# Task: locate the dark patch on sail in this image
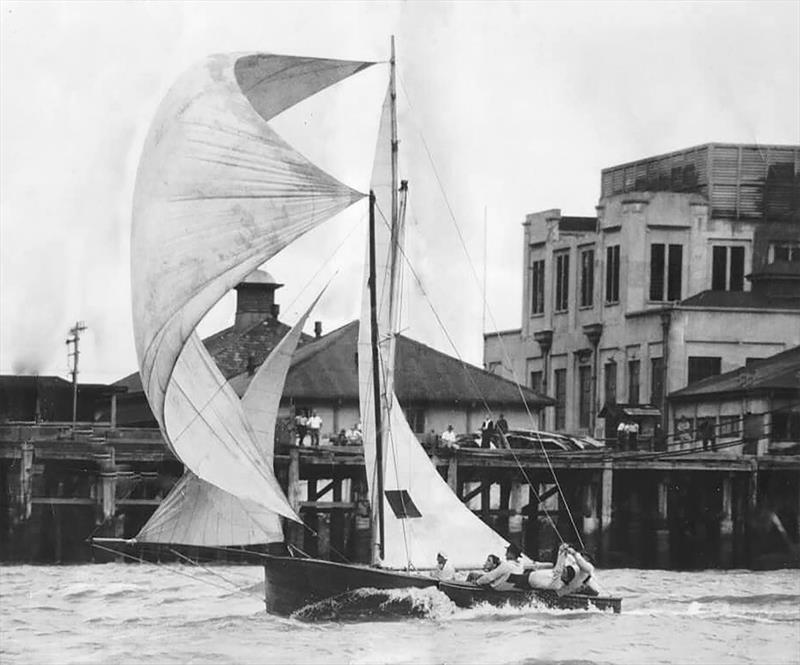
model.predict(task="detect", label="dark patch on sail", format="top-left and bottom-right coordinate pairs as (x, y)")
top-left (384, 490), bottom-right (421, 519)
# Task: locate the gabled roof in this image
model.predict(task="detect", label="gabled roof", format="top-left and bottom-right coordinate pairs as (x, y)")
top-left (115, 317), bottom-right (313, 392)
top-left (669, 345), bottom-right (800, 401)
top-left (679, 290), bottom-right (800, 311)
top-left (230, 320), bottom-right (555, 407)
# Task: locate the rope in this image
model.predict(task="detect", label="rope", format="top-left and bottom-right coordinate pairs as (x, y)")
top-left (395, 72), bottom-right (580, 551)
top-left (89, 542), bottom-right (262, 598)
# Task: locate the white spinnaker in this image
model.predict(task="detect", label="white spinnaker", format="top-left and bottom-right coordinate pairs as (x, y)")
top-left (131, 53), bottom-right (371, 515)
top-left (358, 85), bottom-right (517, 570)
top-left (136, 294), bottom-right (322, 546)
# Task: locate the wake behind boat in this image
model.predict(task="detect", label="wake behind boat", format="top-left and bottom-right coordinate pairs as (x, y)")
top-left (117, 37), bottom-right (625, 618)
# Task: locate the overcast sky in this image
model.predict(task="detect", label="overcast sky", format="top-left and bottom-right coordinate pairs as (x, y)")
top-left (1, 1), bottom-right (798, 384)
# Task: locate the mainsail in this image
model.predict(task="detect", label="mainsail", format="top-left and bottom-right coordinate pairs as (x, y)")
top-left (358, 78), bottom-right (513, 570)
top-left (131, 53), bottom-right (372, 518)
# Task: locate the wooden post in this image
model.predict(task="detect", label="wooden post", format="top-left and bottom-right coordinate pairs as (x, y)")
top-left (746, 459), bottom-right (758, 567)
top-left (582, 475), bottom-right (599, 556)
top-left (628, 486), bottom-right (643, 567)
top-left (306, 479), bottom-right (318, 556)
top-left (352, 479), bottom-right (371, 564)
top-left (508, 482), bottom-right (526, 547)
top-left (331, 478), bottom-right (343, 561)
top-left (447, 454), bottom-right (458, 496)
top-left (720, 473), bottom-right (734, 567)
top-left (600, 461), bottom-right (613, 564)
top-left (655, 475), bottom-right (670, 569)
top-left (19, 442), bottom-right (34, 521)
top-left (110, 394), bottom-right (118, 430)
top-left (287, 448), bottom-right (303, 551)
top-left (317, 512), bottom-right (331, 560)
top-left (499, 480), bottom-right (512, 537)
top-left (100, 466), bottom-right (117, 521)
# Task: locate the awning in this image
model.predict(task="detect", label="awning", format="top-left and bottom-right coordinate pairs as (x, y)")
top-left (598, 403), bottom-right (661, 419)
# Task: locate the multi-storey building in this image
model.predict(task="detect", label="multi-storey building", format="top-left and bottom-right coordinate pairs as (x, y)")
top-left (484, 143), bottom-right (800, 447)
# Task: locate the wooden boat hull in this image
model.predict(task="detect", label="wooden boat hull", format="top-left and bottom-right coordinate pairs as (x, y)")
top-left (263, 555), bottom-right (437, 615)
top-left (438, 580), bottom-right (622, 614)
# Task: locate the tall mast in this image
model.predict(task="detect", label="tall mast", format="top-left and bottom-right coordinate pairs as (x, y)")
top-left (390, 36), bottom-right (398, 230)
top-left (371, 36), bottom-right (399, 564)
top-left (387, 36), bottom-right (401, 343)
top-left (368, 191), bottom-right (385, 562)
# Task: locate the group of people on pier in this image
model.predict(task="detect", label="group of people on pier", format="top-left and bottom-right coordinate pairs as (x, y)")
top-left (433, 542), bottom-right (600, 597)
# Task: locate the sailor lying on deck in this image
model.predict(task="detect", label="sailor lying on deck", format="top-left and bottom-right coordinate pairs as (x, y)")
top-left (523, 543), bottom-right (599, 597)
top-left (468, 544), bottom-right (524, 591)
top-left (555, 545), bottom-right (600, 597)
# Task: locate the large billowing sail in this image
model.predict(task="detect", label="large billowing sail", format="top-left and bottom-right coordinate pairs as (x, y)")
top-left (136, 294), bottom-right (321, 546)
top-left (131, 53), bottom-right (371, 516)
top-left (358, 84), bottom-right (513, 570)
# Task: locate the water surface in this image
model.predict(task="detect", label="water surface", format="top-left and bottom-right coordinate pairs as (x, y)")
top-left (1, 564), bottom-right (798, 664)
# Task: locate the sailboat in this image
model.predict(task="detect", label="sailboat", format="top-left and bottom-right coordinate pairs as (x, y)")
top-left (117, 39), bottom-right (621, 616)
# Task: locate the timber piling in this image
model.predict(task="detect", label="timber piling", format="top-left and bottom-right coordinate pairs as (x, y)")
top-left (1, 423), bottom-right (799, 569)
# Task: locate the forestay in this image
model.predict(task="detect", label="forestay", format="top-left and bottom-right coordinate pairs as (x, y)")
top-left (131, 53), bottom-right (372, 517)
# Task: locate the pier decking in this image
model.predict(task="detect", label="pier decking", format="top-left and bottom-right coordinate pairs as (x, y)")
top-left (1, 423), bottom-right (798, 568)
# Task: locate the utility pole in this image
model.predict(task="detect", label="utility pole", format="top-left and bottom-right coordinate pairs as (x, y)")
top-left (66, 321), bottom-right (87, 429)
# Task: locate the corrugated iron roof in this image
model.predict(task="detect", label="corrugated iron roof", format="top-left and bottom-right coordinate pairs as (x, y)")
top-left (679, 290), bottom-right (800, 310)
top-left (115, 317), bottom-right (312, 392)
top-left (231, 320), bottom-right (555, 407)
top-left (669, 345), bottom-right (800, 400)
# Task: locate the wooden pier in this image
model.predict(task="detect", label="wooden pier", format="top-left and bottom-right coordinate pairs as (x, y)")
top-left (1, 423), bottom-right (798, 568)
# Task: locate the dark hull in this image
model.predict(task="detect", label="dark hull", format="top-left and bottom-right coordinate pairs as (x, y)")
top-left (263, 555), bottom-right (437, 615)
top-left (439, 581), bottom-right (622, 614)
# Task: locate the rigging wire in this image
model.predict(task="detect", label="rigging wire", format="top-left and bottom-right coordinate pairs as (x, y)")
top-left (396, 71), bottom-right (584, 550)
top-left (89, 542), bottom-right (261, 598)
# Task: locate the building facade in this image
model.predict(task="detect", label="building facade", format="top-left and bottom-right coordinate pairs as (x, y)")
top-left (484, 143), bottom-right (800, 446)
top-left (668, 346), bottom-right (800, 456)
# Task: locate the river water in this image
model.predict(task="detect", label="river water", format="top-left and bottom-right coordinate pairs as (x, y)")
top-left (1, 564), bottom-right (798, 664)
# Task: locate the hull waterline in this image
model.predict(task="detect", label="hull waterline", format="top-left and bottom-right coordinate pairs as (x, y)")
top-left (438, 580), bottom-right (622, 614)
top-left (263, 555), bottom-right (437, 615)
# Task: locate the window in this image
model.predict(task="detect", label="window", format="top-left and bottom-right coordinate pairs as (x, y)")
top-left (604, 361), bottom-right (617, 404)
top-left (718, 415), bottom-right (740, 437)
top-left (651, 357), bottom-right (664, 406)
top-left (530, 371), bottom-right (543, 394)
top-left (712, 246), bottom-right (745, 291)
top-left (578, 365), bottom-right (592, 429)
top-left (403, 407), bottom-right (425, 434)
top-left (772, 242), bottom-right (800, 263)
top-left (605, 245), bottom-right (620, 303)
top-left (554, 369), bottom-right (567, 430)
top-left (554, 253), bottom-right (569, 312)
top-left (772, 411), bottom-right (800, 441)
top-left (628, 360), bottom-right (640, 405)
top-left (530, 259), bottom-right (545, 314)
top-left (650, 243), bottom-right (683, 301)
top-left (580, 248), bottom-right (594, 307)
top-left (688, 356), bottom-right (721, 385)
top-left (487, 361), bottom-right (501, 375)
top-left (674, 416), bottom-right (695, 444)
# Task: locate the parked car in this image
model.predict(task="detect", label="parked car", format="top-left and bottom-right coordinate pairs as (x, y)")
top-left (503, 429), bottom-right (606, 452)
